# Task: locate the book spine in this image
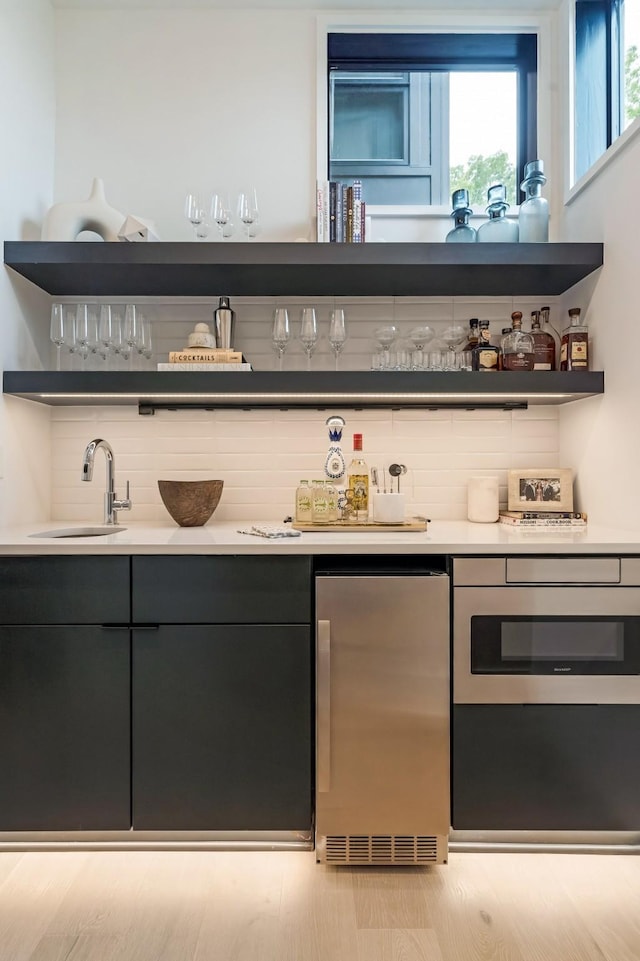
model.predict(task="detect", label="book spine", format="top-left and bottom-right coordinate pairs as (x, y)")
top-left (168, 351), bottom-right (242, 363)
top-left (352, 180), bottom-right (363, 243)
top-left (329, 181), bottom-right (337, 243)
top-left (501, 511), bottom-right (586, 520)
top-left (499, 517), bottom-right (587, 527)
top-left (158, 363), bottom-right (252, 371)
top-left (335, 185), bottom-right (343, 243)
top-left (346, 186), bottom-right (354, 242)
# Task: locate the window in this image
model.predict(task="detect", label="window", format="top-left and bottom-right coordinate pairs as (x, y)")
top-left (574, 0), bottom-right (640, 181)
top-left (328, 33), bottom-right (537, 208)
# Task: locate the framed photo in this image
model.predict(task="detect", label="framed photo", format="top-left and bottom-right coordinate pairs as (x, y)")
top-left (507, 468), bottom-right (574, 512)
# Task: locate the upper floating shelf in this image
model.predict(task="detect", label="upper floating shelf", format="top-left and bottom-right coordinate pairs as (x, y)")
top-left (3, 241), bottom-right (604, 298)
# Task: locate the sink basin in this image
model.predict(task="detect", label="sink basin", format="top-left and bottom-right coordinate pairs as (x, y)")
top-left (29, 526), bottom-right (128, 538)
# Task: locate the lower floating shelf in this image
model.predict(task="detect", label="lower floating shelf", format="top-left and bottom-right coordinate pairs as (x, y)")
top-left (2, 370), bottom-right (604, 411)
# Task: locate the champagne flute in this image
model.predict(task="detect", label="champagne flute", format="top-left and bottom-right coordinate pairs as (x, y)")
top-left (272, 307), bottom-right (291, 371)
top-left (75, 303), bottom-right (98, 370)
top-left (237, 188), bottom-right (259, 239)
top-left (123, 304), bottom-right (143, 369)
top-left (139, 317), bottom-right (154, 368)
top-left (184, 193), bottom-right (210, 240)
top-left (299, 307), bottom-right (318, 371)
top-left (50, 303), bottom-right (67, 370)
top-left (211, 193), bottom-right (234, 239)
top-left (98, 304), bottom-right (116, 369)
top-left (328, 308), bottom-right (347, 370)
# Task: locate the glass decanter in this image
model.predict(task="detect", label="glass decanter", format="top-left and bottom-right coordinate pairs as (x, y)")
top-left (476, 184), bottom-right (519, 243)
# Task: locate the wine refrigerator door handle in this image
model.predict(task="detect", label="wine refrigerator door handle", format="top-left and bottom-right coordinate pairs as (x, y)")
top-left (317, 618), bottom-right (331, 794)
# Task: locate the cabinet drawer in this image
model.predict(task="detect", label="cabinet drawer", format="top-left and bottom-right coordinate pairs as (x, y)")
top-left (132, 555), bottom-right (312, 623)
top-left (0, 556), bottom-right (130, 624)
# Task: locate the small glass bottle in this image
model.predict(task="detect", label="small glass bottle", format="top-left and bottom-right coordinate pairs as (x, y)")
top-left (445, 188), bottom-right (477, 243)
top-left (464, 317), bottom-right (480, 351)
top-left (311, 479), bottom-right (330, 525)
top-left (472, 320), bottom-right (500, 371)
top-left (560, 308), bottom-right (589, 371)
top-left (476, 184), bottom-right (519, 243)
top-left (347, 433), bottom-right (369, 522)
top-left (325, 482), bottom-right (339, 522)
top-left (540, 305), bottom-right (560, 371)
top-left (530, 310), bottom-right (556, 370)
top-left (502, 312), bottom-right (535, 371)
top-left (295, 480), bottom-right (312, 524)
top-left (518, 159), bottom-right (549, 243)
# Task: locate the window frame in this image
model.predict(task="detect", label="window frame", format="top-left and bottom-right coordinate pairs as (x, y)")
top-left (326, 31), bottom-right (538, 210)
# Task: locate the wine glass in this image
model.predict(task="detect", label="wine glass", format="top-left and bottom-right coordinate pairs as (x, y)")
top-left (184, 193), bottom-right (210, 240)
top-left (272, 307), bottom-right (291, 370)
top-left (75, 303), bottom-right (98, 370)
top-left (211, 193), bottom-right (234, 239)
top-left (408, 325), bottom-right (434, 370)
top-left (373, 324), bottom-right (398, 370)
top-left (50, 303), bottom-right (67, 370)
top-left (299, 307), bottom-right (318, 371)
top-left (123, 304), bottom-right (143, 369)
top-left (328, 308), bottom-right (347, 370)
top-left (237, 188), bottom-right (259, 239)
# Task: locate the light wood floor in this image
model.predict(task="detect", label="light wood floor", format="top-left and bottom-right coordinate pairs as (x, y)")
top-left (0, 848), bottom-right (639, 960)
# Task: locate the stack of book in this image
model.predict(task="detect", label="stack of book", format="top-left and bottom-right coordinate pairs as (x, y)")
top-left (499, 510), bottom-right (588, 530)
top-left (157, 348), bottom-right (252, 371)
top-left (316, 179), bottom-right (366, 243)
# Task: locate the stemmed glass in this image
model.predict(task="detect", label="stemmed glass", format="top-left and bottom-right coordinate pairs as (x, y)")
top-left (184, 193), bottom-right (210, 240)
top-left (299, 307), bottom-right (318, 371)
top-left (112, 315), bottom-right (131, 370)
top-left (373, 324), bottom-right (398, 370)
top-left (238, 188), bottom-right (259, 239)
top-left (211, 193), bottom-right (234, 239)
top-left (98, 304), bottom-right (116, 369)
top-left (123, 304), bottom-right (143, 369)
top-left (139, 318), bottom-right (154, 369)
top-left (50, 303), bottom-right (67, 370)
top-left (408, 325), bottom-right (434, 370)
top-left (272, 308), bottom-right (291, 371)
top-left (328, 308), bottom-right (347, 370)
top-left (75, 303), bottom-right (98, 370)
top-left (441, 324), bottom-right (466, 370)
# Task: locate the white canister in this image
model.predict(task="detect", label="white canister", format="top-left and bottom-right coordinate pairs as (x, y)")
top-left (467, 476), bottom-right (499, 523)
top-left (372, 492), bottom-right (406, 524)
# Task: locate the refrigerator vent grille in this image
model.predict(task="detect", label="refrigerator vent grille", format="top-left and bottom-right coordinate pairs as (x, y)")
top-left (325, 835), bottom-right (439, 865)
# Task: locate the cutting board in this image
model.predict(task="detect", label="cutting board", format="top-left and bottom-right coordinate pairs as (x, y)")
top-left (291, 517), bottom-right (428, 533)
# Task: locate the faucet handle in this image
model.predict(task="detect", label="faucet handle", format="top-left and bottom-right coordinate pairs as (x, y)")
top-left (114, 480), bottom-right (132, 514)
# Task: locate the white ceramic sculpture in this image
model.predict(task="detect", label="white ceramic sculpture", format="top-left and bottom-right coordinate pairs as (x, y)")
top-left (41, 178), bottom-right (125, 241)
top-left (118, 214), bottom-right (160, 243)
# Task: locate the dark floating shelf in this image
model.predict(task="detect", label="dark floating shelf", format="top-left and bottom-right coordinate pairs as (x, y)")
top-left (4, 241), bottom-right (603, 297)
top-left (2, 370), bottom-right (605, 412)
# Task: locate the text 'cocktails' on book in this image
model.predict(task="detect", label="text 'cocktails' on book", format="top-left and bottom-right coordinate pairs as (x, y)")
top-left (168, 350), bottom-right (243, 363)
top-left (157, 363), bottom-right (252, 371)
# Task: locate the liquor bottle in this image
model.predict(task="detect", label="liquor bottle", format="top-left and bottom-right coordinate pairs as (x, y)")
top-left (476, 184), bottom-right (519, 243)
top-left (347, 433), bottom-right (369, 521)
top-left (501, 312), bottom-right (534, 371)
top-left (472, 320), bottom-right (500, 371)
top-left (560, 308), bottom-right (589, 371)
top-left (530, 309), bottom-right (556, 370)
top-left (325, 482), bottom-right (339, 522)
top-left (324, 415), bottom-right (346, 483)
top-left (518, 160), bottom-right (549, 243)
top-left (463, 317), bottom-right (480, 351)
top-left (295, 480), bottom-right (312, 523)
top-left (498, 327), bottom-right (513, 370)
top-left (540, 305), bottom-right (560, 370)
top-left (445, 188), bottom-right (477, 243)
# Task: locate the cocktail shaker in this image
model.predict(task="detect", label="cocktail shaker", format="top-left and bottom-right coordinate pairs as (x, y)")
top-left (213, 296), bottom-right (235, 349)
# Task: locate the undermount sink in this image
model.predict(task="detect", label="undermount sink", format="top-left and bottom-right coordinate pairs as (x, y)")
top-left (29, 526), bottom-right (128, 538)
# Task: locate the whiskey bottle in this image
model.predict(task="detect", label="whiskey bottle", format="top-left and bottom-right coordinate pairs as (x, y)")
top-left (540, 305), bottom-right (560, 370)
top-left (464, 317), bottom-right (480, 351)
top-left (347, 433), bottom-right (369, 522)
top-left (498, 327), bottom-right (513, 370)
top-left (560, 308), bottom-right (589, 371)
top-left (501, 312), bottom-right (534, 371)
top-left (530, 310), bottom-right (556, 370)
top-left (472, 320), bottom-right (500, 371)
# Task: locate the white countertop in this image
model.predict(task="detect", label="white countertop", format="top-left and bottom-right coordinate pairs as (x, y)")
top-left (0, 520), bottom-right (639, 555)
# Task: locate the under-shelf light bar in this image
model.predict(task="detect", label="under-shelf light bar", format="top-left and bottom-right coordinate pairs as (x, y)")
top-left (37, 392), bottom-right (570, 402)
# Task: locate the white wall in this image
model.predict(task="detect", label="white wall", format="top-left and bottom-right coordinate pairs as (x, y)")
top-left (0, 0), bottom-right (55, 525)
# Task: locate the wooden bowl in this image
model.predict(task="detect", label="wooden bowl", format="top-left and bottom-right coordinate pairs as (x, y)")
top-left (157, 479), bottom-right (224, 527)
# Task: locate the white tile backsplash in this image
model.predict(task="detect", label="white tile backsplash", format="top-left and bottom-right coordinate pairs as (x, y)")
top-left (48, 295), bottom-right (562, 523)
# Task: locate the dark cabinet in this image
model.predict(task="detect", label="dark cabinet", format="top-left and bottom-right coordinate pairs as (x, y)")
top-left (0, 557), bottom-right (130, 830)
top-left (452, 704), bottom-right (640, 831)
top-left (131, 556), bottom-right (312, 831)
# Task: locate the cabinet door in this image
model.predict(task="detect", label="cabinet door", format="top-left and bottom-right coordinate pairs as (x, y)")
top-left (133, 624), bottom-right (311, 830)
top-left (0, 626), bottom-right (130, 830)
top-left (453, 704), bottom-right (640, 831)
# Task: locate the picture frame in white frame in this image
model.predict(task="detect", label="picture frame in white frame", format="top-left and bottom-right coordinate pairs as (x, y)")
top-left (507, 468), bottom-right (574, 512)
